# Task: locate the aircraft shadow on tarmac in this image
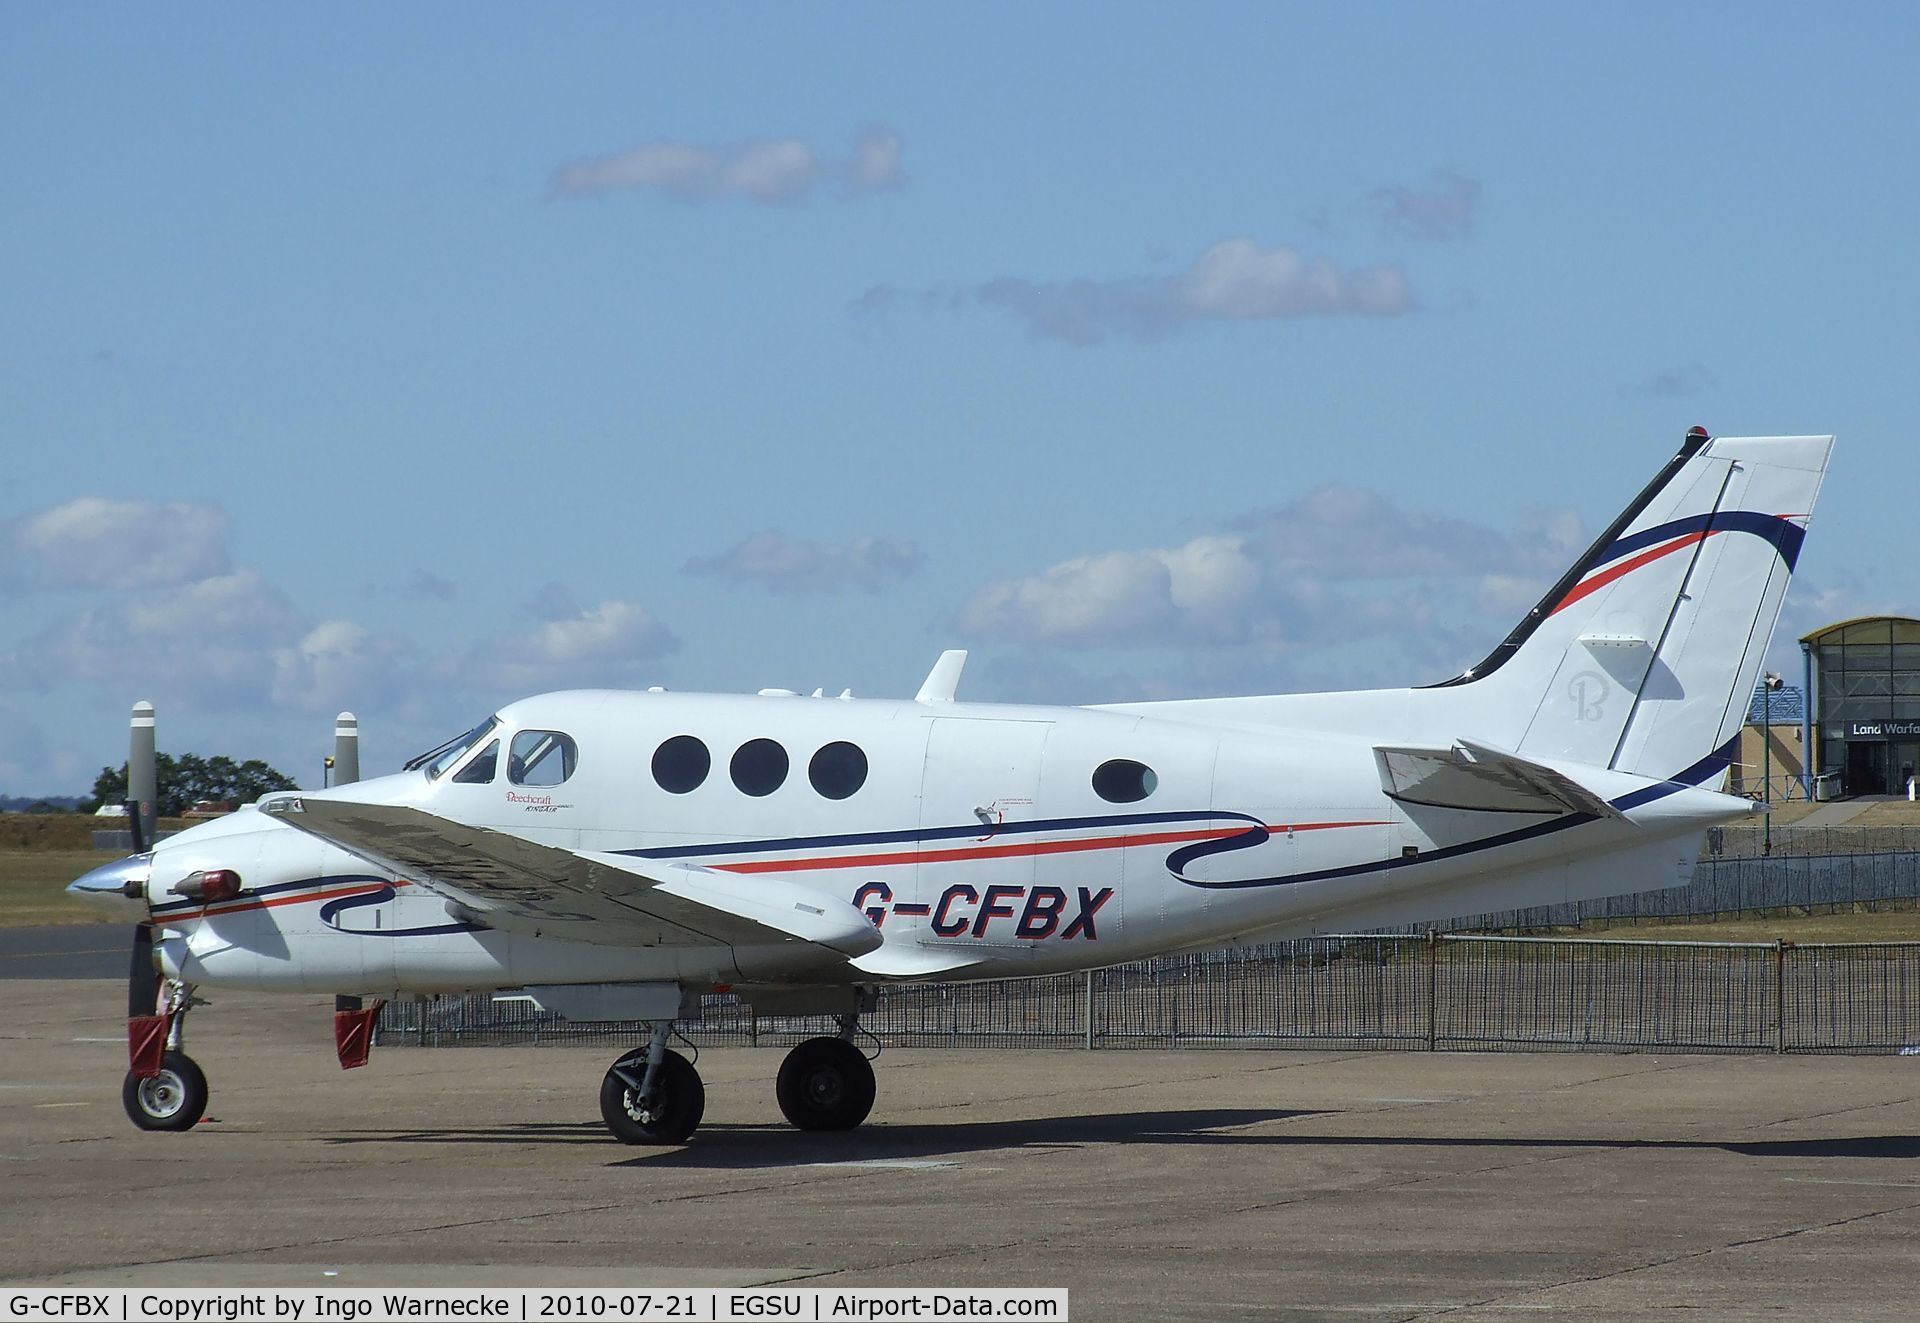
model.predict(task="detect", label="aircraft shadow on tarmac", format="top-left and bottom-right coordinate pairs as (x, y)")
top-left (317, 1109), bottom-right (1920, 1168)
top-left (320, 1107), bottom-right (1318, 1157)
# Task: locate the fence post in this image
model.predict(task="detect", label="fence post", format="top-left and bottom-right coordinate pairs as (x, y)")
top-left (1084, 970), bottom-right (1095, 1050)
top-left (1775, 940), bottom-right (1787, 1054)
top-left (1426, 930), bottom-right (1439, 1051)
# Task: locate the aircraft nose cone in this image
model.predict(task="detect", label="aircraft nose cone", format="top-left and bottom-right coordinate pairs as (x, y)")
top-left (67, 853), bottom-right (152, 917)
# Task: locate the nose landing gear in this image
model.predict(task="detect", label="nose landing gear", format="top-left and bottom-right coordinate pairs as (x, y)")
top-left (123, 1051), bottom-right (208, 1131)
top-left (123, 977), bottom-right (208, 1131)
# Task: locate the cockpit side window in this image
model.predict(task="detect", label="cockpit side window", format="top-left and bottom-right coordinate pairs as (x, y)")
top-left (509, 730), bottom-right (578, 787)
top-left (414, 717), bottom-right (501, 780)
top-left (452, 739), bottom-right (500, 784)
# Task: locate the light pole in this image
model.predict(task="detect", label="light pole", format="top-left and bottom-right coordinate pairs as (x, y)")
top-left (1762, 671), bottom-right (1783, 855)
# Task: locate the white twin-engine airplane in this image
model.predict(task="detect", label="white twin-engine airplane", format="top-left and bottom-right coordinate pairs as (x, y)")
top-left (70, 429), bottom-right (1832, 1144)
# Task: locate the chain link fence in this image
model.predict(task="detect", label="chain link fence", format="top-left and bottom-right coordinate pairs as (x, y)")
top-left (1710, 824), bottom-right (1920, 859)
top-left (1434, 850), bottom-right (1920, 931)
top-left (377, 934), bottom-right (1920, 1056)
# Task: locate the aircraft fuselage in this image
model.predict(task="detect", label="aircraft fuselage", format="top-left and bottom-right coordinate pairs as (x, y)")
top-left (125, 687), bottom-right (1745, 998)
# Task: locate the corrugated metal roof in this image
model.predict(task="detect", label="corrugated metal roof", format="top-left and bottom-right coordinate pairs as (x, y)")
top-left (1746, 683), bottom-right (1805, 725)
top-left (1800, 614), bottom-right (1920, 644)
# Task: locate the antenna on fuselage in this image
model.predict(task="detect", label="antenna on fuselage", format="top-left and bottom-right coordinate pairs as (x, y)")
top-left (914, 650), bottom-right (968, 704)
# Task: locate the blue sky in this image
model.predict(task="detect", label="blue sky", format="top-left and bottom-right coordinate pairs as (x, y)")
top-left (3, 5), bottom-right (1916, 793)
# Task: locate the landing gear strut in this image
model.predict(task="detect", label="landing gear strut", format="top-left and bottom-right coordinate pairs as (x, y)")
top-left (776, 1015), bottom-right (876, 1132)
top-left (123, 977), bottom-right (208, 1131)
top-left (599, 1020), bottom-right (705, 1145)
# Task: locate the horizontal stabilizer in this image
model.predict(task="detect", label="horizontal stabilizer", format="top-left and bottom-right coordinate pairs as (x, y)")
top-left (1374, 739), bottom-right (1622, 819)
top-left (262, 797), bottom-right (881, 957)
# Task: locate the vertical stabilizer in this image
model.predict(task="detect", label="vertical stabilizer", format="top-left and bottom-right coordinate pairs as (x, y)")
top-left (1440, 433), bottom-right (1832, 785)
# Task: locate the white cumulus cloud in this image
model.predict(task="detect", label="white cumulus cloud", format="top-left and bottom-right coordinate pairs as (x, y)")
top-left (0, 563), bottom-right (431, 723)
top-left (1231, 485), bottom-right (1517, 581)
top-left (954, 486), bottom-right (1587, 664)
top-left (956, 548), bottom-right (1184, 647)
top-left (684, 531), bottom-right (924, 595)
top-left (271, 619), bottom-right (418, 714)
top-left (861, 237), bottom-right (1414, 345)
top-left (1180, 239), bottom-right (1414, 320)
top-left (550, 127), bottom-right (905, 204)
top-left (7, 569), bottom-right (303, 706)
top-left (850, 127), bottom-right (905, 191)
top-left (469, 594), bottom-right (679, 693)
top-left (2, 497), bottom-right (230, 592)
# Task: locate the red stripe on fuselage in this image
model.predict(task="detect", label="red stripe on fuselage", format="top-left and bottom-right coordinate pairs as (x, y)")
top-left (164, 879), bottom-right (405, 922)
top-left (152, 820), bottom-right (1393, 917)
top-left (708, 820), bottom-right (1386, 875)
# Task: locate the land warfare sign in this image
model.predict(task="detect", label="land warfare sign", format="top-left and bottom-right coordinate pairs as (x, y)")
top-left (1847, 721), bottom-right (1920, 738)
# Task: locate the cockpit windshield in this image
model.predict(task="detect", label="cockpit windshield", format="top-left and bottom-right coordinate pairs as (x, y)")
top-left (404, 717), bottom-right (501, 779)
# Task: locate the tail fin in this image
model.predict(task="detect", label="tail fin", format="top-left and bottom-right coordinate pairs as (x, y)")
top-left (1436, 432), bottom-right (1833, 783)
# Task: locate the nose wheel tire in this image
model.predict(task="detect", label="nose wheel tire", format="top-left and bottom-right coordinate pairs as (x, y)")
top-left (600, 1048), bottom-right (705, 1145)
top-left (776, 1036), bottom-right (876, 1131)
top-left (122, 1051), bottom-right (208, 1131)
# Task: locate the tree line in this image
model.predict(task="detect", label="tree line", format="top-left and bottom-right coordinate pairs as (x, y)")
top-left (86, 753), bottom-right (297, 816)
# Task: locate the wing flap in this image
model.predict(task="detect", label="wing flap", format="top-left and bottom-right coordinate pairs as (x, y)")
top-left (261, 797), bottom-right (881, 956)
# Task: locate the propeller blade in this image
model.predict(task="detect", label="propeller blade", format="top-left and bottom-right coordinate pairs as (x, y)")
top-left (123, 798), bottom-right (148, 854)
top-left (128, 923), bottom-right (160, 1018)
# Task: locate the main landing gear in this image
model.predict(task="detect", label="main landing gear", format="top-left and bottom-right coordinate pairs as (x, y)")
top-left (599, 1021), bottom-right (706, 1145)
top-left (596, 1014), bottom-right (877, 1145)
top-left (776, 1017), bottom-right (876, 1132)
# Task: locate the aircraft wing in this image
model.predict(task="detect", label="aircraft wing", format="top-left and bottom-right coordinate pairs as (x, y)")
top-left (1373, 739), bottom-right (1623, 819)
top-left (260, 797), bottom-right (882, 957)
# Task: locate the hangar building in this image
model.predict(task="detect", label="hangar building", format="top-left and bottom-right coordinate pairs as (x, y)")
top-left (1800, 615), bottom-right (1920, 797)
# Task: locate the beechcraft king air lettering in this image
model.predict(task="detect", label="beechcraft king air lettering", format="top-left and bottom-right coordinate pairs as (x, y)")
top-left (68, 429), bottom-right (1834, 1144)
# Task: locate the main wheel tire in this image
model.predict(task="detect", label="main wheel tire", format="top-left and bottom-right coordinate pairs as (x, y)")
top-left (776, 1036), bottom-right (876, 1131)
top-left (599, 1049), bottom-right (705, 1145)
top-left (122, 1051), bottom-right (208, 1131)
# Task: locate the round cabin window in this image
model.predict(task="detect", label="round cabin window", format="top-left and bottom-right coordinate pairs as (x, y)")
top-left (808, 741), bottom-right (869, 800)
top-left (730, 738), bottom-right (790, 797)
top-left (1092, 758), bottom-right (1158, 803)
top-left (652, 735), bottom-right (711, 794)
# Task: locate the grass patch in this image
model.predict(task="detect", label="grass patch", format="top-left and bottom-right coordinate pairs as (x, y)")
top-left (1842, 801), bottom-right (1920, 827)
top-left (1759, 800), bottom-right (1920, 827)
top-left (0, 849), bottom-right (123, 926)
top-left (1539, 909), bottom-right (1920, 945)
top-left (0, 813), bottom-right (192, 850)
